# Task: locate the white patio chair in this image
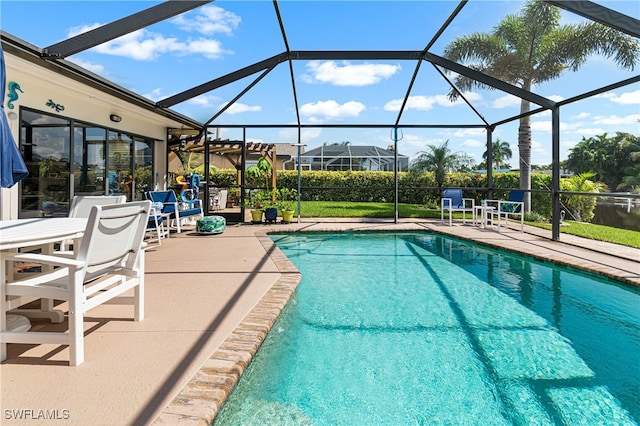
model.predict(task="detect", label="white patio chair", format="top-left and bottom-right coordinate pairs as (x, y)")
top-left (1, 201), bottom-right (151, 366)
top-left (441, 188), bottom-right (475, 226)
top-left (59, 195), bottom-right (126, 251)
top-left (484, 190), bottom-right (525, 232)
top-left (145, 201), bottom-right (168, 248)
top-left (68, 195), bottom-right (127, 218)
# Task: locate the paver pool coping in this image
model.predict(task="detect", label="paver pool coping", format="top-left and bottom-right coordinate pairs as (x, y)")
top-left (153, 232), bottom-right (301, 425)
top-left (153, 222), bottom-right (639, 425)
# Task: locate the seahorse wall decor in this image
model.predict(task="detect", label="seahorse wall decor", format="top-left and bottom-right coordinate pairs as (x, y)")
top-left (7, 81), bottom-right (23, 109)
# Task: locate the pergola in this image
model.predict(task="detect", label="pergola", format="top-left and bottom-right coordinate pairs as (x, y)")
top-left (4, 0), bottom-right (638, 238)
top-left (168, 134), bottom-right (278, 222)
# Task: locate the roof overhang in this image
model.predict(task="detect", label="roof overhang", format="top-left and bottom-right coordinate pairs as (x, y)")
top-left (1, 30), bottom-right (203, 131)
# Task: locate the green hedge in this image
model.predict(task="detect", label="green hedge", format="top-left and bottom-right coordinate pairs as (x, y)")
top-left (209, 169), bottom-right (564, 217)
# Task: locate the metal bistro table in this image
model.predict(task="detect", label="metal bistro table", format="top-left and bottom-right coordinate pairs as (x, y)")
top-left (1, 218), bottom-right (87, 323)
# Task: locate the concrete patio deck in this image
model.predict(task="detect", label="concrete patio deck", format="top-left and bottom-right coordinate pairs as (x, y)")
top-left (1, 218), bottom-right (638, 425)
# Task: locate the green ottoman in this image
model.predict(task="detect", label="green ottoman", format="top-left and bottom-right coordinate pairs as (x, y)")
top-left (196, 215), bottom-right (226, 234)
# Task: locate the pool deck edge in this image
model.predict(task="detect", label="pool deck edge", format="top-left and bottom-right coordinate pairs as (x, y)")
top-left (152, 232), bottom-right (301, 426)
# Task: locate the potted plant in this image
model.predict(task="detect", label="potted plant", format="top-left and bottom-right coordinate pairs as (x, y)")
top-left (277, 188), bottom-right (297, 223)
top-left (261, 189), bottom-right (279, 224)
top-left (245, 157), bottom-right (274, 223)
top-left (243, 190), bottom-right (265, 223)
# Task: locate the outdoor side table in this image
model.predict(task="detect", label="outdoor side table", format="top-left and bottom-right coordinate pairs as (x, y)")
top-left (473, 205), bottom-right (496, 229)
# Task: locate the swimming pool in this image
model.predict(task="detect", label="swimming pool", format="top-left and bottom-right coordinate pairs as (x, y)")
top-left (214, 232), bottom-right (639, 425)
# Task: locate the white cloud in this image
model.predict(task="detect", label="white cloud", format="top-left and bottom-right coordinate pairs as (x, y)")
top-left (532, 120), bottom-right (585, 133)
top-left (171, 5), bottom-right (241, 36)
top-left (605, 89), bottom-right (640, 105)
top-left (561, 139), bottom-right (579, 149)
top-left (299, 100), bottom-right (366, 122)
top-left (547, 95), bottom-right (564, 103)
top-left (531, 121), bottom-right (551, 132)
top-left (67, 58), bottom-right (104, 75)
top-left (531, 141), bottom-right (548, 158)
top-left (384, 92), bottom-right (479, 112)
top-left (593, 92), bottom-right (616, 100)
top-left (491, 93), bottom-right (562, 109)
top-left (220, 102), bottom-right (261, 114)
top-left (570, 112), bottom-right (590, 120)
top-left (185, 38), bottom-right (227, 59)
top-left (492, 94), bottom-right (520, 108)
top-left (67, 24), bottom-right (229, 61)
top-left (461, 139), bottom-right (484, 148)
top-left (67, 23), bottom-right (102, 38)
top-left (142, 88), bottom-right (165, 102)
top-left (399, 134), bottom-right (450, 160)
top-left (452, 128), bottom-right (486, 138)
top-left (593, 114), bottom-right (640, 126)
top-left (385, 96), bottom-right (435, 111)
top-left (186, 94), bottom-right (220, 108)
top-left (285, 127), bottom-right (322, 143)
top-left (304, 61), bottom-right (401, 86)
top-left (574, 127), bottom-right (607, 136)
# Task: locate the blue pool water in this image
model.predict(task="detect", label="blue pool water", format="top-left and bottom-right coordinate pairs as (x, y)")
top-left (214, 232), bottom-right (640, 425)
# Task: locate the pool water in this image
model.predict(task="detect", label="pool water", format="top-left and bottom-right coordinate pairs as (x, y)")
top-left (214, 232), bottom-right (640, 425)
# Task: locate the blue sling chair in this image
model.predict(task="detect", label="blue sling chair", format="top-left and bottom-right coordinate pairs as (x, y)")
top-left (485, 190), bottom-right (525, 232)
top-left (146, 190), bottom-right (203, 233)
top-left (441, 189), bottom-right (475, 226)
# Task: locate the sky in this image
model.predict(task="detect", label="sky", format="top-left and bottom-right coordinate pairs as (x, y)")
top-left (1, 0), bottom-right (639, 167)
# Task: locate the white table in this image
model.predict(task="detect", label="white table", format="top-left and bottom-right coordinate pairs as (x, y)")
top-left (0, 218), bottom-right (87, 251)
top-left (473, 205), bottom-right (496, 229)
top-left (1, 218), bottom-right (87, 323)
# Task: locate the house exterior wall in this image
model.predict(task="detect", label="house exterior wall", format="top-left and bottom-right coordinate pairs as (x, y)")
top-left (1, 51), bottom-right (189, 219)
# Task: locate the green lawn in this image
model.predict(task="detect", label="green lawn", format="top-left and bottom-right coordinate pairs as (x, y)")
top-left (295, 201), bottom-right (640, 249)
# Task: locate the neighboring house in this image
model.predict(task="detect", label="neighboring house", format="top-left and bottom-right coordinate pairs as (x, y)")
top-left (299, 145), bottom-right (409, 172)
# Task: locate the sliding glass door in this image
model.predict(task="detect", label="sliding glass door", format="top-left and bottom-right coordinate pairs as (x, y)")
top-left (20, 109), bottom-right (71, 217)
top-left (74, 125), bottom-right (106, 196)
top-left (108, 131), bottom-right (133, 199)
top-left (18, 108), bottom-right (157, 218)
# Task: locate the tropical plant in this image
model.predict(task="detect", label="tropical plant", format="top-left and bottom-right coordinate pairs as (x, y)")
top-left (482, 139), bottom-right (512, 170)
top-left (246, 157), bottom-right (272, 189)
top-left (276, 187), bottom-right (298, 211)
top-left (443, 0), bottom-right (639, 210)
top-left (192, 163), bottom-right (217, 178)
top-left (564, 132), bottom-right (640, 191)
top-left (410, 140), bottom-right (460, 188)
top-left (243, 189), bottom-right (268, 210)
top-left (560, 172), bottom-right (607, 222)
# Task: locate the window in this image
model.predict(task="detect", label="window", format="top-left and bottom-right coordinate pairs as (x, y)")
top-left (18, 108), bottom-right (156, 217)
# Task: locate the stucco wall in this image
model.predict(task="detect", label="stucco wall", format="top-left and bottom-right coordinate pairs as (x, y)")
top-left (1, 51), bottom-right (188, 219)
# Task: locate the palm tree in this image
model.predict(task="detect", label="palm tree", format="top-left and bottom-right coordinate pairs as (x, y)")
top-left (410, 140), bottom-right (459, 188)
top-left (443, 0), bottom-right (639, 211)
top-left (482, 139), bottom-right (513, 170)
top-left (560, 172), bottom-right (607, 222)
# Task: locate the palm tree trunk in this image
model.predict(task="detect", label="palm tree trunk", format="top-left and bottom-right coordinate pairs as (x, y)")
top-left (518, 97), bottom-right (532, 213)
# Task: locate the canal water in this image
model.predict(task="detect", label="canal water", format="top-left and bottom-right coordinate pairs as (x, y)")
top-left (592, 201), bottom-right (640, 231)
